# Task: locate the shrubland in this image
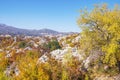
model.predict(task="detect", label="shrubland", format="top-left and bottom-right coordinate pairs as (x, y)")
top-left (0, 4), bottom-right (120, 80)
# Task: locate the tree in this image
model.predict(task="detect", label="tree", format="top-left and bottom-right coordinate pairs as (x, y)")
top-left (77, 4), bottom-right (120, 68)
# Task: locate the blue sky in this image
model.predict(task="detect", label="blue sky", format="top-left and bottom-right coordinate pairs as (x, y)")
top-left (0, 0), bottom-right (120, 32)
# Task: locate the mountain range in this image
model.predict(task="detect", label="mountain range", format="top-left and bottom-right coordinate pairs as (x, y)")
top-left (0, 24), bottom-right (76, 36)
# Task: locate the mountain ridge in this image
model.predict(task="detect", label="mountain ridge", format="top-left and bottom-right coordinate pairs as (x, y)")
top-left (0, 24), bottom-right (77, 36)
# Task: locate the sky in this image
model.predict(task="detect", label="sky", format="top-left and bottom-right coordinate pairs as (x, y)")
top-left (0, 0), bottom-right (120, 32)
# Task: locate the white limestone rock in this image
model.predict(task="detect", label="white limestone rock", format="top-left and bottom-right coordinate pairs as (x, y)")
top-left (38, 54), bottom-right (48, 63)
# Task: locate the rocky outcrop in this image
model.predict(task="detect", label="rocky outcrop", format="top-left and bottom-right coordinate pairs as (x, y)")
top-left (38, 47), bottom-right (85, 63)
top-left (4, 62), bottom-right (19, 76)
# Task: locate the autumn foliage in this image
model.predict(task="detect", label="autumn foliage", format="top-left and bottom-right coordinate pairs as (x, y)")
top-left (0, 4), bottom-right (120, 80)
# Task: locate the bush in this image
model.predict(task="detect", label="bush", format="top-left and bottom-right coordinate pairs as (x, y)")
top-left (19, 41), bottom-right (26, 48)
top-left (42, 40), bottom-right (61, 51)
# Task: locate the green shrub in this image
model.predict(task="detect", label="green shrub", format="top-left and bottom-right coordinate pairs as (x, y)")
top-left (43, 40), bottom-right (61, 51)
top-left (19, 41), bottom-right (26, 48)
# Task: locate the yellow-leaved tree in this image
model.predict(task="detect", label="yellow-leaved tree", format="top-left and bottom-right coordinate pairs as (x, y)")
top-left (77, 4), bottom-right (120, 68)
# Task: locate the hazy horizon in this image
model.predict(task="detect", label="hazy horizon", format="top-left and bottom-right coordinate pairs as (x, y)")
top-left (0, 0), bottom-right (120, 32)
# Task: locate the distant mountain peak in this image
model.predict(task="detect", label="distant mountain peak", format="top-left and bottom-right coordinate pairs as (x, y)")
top-left (0, 23), bottom-right (77, 36)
